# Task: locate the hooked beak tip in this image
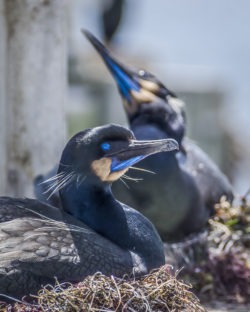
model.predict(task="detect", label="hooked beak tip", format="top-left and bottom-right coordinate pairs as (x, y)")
top-left (165, 139), bottom-right (179, 152)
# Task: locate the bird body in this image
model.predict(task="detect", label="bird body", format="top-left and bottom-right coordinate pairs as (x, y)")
top-left (0, 124), bottom-right (178, 297)
top-left (0, 197), bottom-right (158, 297)
top-left (0, 197), bottom-right (133, 297)
top-left (181, 137), bottom-right (233, 209)
top-left (113, 125), bottom-right (207, 241)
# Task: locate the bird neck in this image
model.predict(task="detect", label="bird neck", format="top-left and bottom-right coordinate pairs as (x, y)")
top-left (130, 122), bottom-right (179, 173)
top-left (131, 122), bottom-right (167, 141)
top-left (59, 172), bottom-right (165, 271)
top-left (130, 107), bottom-right (184, 145)
top-left (60, 180), bottom-right (130, 246)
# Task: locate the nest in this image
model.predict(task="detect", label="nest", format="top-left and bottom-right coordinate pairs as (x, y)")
top-left (206, 195), bottom-right (250, 301)
top-left (185, 195), bottom-right (250, 303)
top-left (0, 265), bottom-right (205, 312)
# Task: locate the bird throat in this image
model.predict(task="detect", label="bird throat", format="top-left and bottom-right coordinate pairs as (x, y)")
top-left (91, 157), bottom-right (128, 182)
top-left (60, 182), bottom-right (129, 247)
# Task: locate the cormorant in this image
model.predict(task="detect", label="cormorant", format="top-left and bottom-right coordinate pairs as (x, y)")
top-left (83, 31), bottom-right (234, 241)
top-left (0, 124), bottom-right (178, 297)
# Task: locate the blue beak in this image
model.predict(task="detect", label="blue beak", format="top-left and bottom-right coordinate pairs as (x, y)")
top-left (83, 29), bottom-right (140, 100)
top-left (111, 155), bottom-right (146, 172)
top-left (107, 138), bottom-right (179, 173)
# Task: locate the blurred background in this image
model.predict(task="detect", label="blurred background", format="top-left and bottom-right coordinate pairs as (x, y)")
top-left (0, 0), bottom-right (249, 196)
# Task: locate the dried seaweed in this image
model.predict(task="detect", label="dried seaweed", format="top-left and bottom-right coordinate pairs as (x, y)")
top-left (0, 266), bottom-right (205, 312)
top-left (185, 195), bottom-right (250, 303)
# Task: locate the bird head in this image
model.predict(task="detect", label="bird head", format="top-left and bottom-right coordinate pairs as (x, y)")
top-left (58, 124), bottom-right (179, 186)
top-left (83, 30), bottom-right (186, 144)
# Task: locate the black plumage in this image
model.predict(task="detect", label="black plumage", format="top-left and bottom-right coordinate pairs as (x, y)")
top-left (0, 124), bottom-right (179, 297)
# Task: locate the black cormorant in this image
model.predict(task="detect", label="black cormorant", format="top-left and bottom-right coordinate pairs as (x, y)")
top-left (0, 124), bottom-right (178, 297)
top-left (83, 31), bottom-right (234, 241)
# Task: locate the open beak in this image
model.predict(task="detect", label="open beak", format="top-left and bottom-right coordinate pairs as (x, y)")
top-left (82, 29), bottom-right (140, 100)
top-left (107, 138), bottom-right (179, 172)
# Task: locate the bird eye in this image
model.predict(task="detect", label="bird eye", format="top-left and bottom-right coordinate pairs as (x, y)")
top-left (101, 142), bottom-right (111, 152)
top-left (138, 69), bottom-right (146, 77)
top-left (138, 69), bottom-right (153, 79)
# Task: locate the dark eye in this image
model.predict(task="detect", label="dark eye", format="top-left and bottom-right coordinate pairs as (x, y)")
top-left (101, 142), bottom-right (111, 152)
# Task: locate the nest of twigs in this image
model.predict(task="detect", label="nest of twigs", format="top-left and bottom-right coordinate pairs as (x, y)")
top-left (186, 195), bottom-right (250, 303)
top-left (161, 194), bottom-right (250, 304)
top-left (0, 265), bottom-right (205, 312)
top-left (206, 195), bottom-right (250, 301)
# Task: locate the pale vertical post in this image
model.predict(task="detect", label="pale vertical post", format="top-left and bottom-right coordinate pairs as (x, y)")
top-left (5, 0), bottom-right (67, 197)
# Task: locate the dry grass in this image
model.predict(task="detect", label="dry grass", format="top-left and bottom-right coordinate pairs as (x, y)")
top-left (184, 195), bottom-right (250, 304)
top-left (0, 266), bottom-right (205, 312)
